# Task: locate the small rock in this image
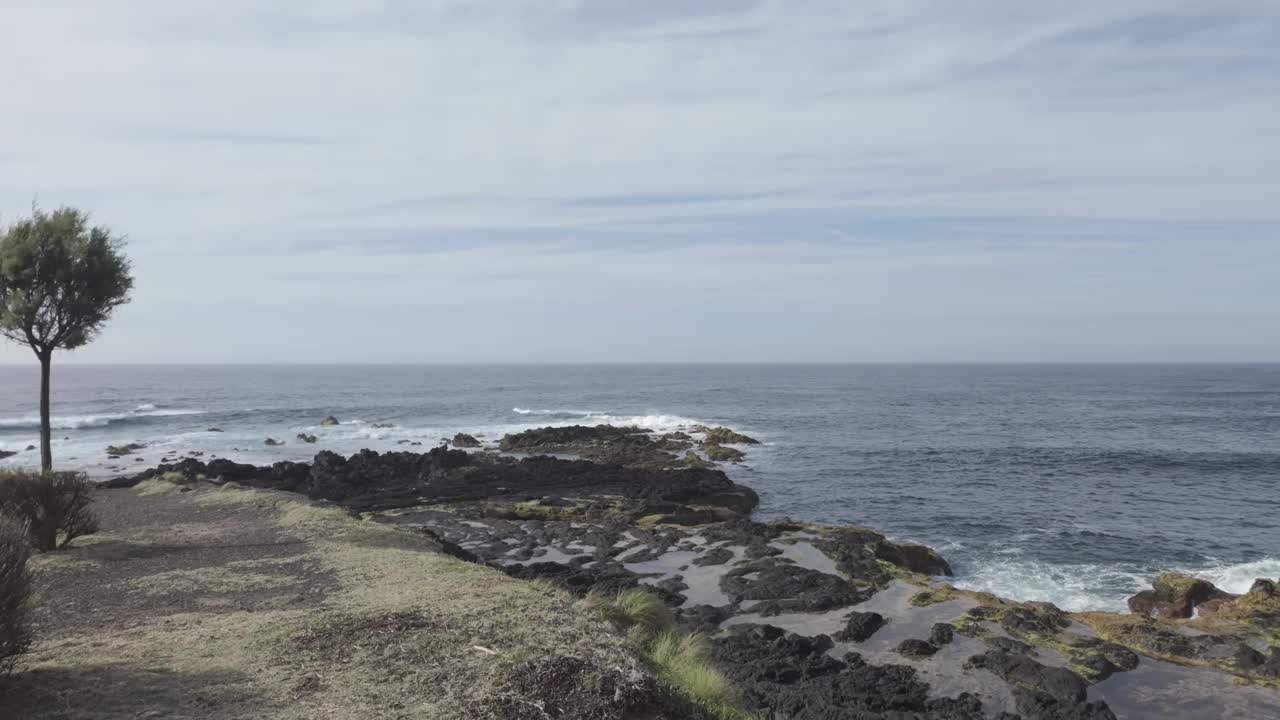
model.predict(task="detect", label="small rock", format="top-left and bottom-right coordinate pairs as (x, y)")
top-left (25, 445), bottom-right (36, 451)
top-left (929, 623), bottom-right (955, 646)
top-left (703, 443), bottom-right (745, 462)
top-left (264, 438), bottom-right (285, 446)
top-left (836, 612), bottom-right (886, 642)
top-left (297, 433), bottom-right (318, 444)
top-left (207, 428), bottom-right (223, 432)
top-left (692, 547), bottom-right (734, 566)
top-left (896, 639), bottom-right (938, 659)
top-left (986, 636), bottom-right (1034, 655)
top-left (451, 433), bottom-right (481, 448)
top-left (1127, 573), bottom-right (1232, 619)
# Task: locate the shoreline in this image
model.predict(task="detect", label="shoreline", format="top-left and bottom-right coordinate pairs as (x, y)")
top-left (85, 423), bottom-right (1280, 719)
top-left (8, 414), bottom-right (1276, 616)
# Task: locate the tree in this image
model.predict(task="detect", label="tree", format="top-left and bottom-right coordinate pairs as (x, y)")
top-left (0, 207), bottom-right (134, 473)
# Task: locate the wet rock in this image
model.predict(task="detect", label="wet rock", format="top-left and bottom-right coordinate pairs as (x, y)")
top-left (986, 636), bottom-right (1034, 655)
top-left (25, 445), bottom-right (36, 451)
top-left (835, 611), bottom-right (886, 642)
top-left (715, 625), bottom-right (986, 719)
top-left (1200, 577), bottom-right (1280, 624)
top-left (897, 638), bottom-right (939, 658)
top-left (1127, 573), bottom-right (1233, 619)
top-left (714, 624), bottom-right (842, 684)
top-left (206, 428), bottom-right (223, 432)
top-left (1056, 635), bottom-right (1140, 681)
top-left (320, 416), bottom-right (339, 426)
top-left (682, 451), bottom-right (712, 469)
top-left (691, 425), bottom-right (760, 445)
top-left (722, 559), bottom-right (868, 614)
top-left (1002, 602), bottom-right (1069, 638)
top-left (703, 443), bottom-right (745, 462)
top-left (874, 539), bottom-right (954, 576)
top-left (264, 438), bottom-right (285, 446)
top-left (371, 422), bottom-right (394, 429)
top-left (676, 604), bottom-right (732, 634)
top-left (296, 433), bottom-right (318, 444)
top-left (967, 651), bottom-right (1087, 704)
top-left (655, 577), bottom-right (688, 601)
top-left (929, 622), bottom-right (956, 646)
top-left (691, 547), bottom-right (733, 566)
top-left (451, 433), bottom-right (481, 448)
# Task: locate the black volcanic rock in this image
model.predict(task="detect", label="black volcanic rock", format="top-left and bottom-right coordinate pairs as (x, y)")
top-left (721, 559), bottom-right (868, 615)
top-left (897, 638), bottom-right (939, 659)
top-left (116, 441), bottom-right (758, 518)
top-left (451, 433), bottom-right (481, 448)
top-left (835, 611), bottom-right (886, 642)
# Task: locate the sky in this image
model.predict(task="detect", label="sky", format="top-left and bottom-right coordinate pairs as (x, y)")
top-left (1, 0), bottom-right (1278, 363)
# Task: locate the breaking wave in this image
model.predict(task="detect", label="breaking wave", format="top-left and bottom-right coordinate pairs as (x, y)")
top-left (1183, 558), bottom-right (1280, 595)
top-left (0, 404), bottom-right (205, 431)
top-left (952, 555), bottom-right (1280, 612)
top-left (511, 408), bottom-right (704, 433)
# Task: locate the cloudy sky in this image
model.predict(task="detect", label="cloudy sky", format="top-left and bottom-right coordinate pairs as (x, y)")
top-left (1, 1), bottom-right (1277, 363)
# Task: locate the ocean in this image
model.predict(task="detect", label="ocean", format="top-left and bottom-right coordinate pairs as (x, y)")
top-left (1, 363), bottom-right (1277, 613)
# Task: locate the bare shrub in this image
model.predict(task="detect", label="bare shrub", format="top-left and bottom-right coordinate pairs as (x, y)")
top-left (0, 512), bottom-right (33, 673)
top-left (0, 469), bottom-right (100, 551)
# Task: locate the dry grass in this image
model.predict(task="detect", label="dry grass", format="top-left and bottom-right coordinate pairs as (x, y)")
top-left (9, 482), bottom-right (669, 719)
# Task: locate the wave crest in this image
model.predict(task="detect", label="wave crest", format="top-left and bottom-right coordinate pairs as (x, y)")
top-left (510, 407), bottom-right (704, 433)
top-left (0, 406), bottom-right (205, 431)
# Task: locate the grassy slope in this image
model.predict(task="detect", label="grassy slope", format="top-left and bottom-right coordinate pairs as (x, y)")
top-left (2, 481), bottom-right (665, 719)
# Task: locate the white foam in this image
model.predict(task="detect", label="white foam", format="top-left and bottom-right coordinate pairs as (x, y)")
top-left (951, 559), bottom-right (1150, 613)
top-left (509, 408), bottom-right (707, 434)
top-left (952, 556), bottom-right (1280, 613)
top-left (0, 407), bottom-right (205, 430)
top-left (1183, 558), bottom-right (1280, 595)
top-left (512, 407), bottom-right (605, 417)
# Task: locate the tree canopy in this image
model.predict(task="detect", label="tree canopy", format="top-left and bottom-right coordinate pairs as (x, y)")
top-left (0, 207), bottom-right (134, 356)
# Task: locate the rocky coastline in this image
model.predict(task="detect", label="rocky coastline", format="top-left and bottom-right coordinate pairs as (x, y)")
top-left (106, 423), bottom-right (1280, 719)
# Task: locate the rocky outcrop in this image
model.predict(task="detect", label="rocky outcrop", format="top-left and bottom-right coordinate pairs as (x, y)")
top-left (722, 558), bottom-right (870, 615)
top-left (691, 425), bottom-right (760, 445)
top-left (1127, 573), bottom-right (1234, 619)
top-left (115, 445), bottom-right (759, 518)
top-left (874, 540), bottom-right (954, 576)
top-left (966, 651), bottom-right (1116, 719)
top-left (499, 425), bottom-right (650, 451)
top-left (703, 443), bottom-right (744, 462)
top-left (713, 624), bottom-right (993, 719)
top-left (451, 433), bottom-right (481, 448)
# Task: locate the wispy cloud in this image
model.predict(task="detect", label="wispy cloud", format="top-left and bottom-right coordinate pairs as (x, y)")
top-left (0, 1), bottom-right (1277, 361)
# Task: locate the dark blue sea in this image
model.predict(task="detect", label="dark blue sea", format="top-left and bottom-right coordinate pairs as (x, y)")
top-left (2, 363), bottom-right (1277, 611)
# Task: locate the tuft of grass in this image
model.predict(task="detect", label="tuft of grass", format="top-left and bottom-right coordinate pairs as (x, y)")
top-left (589, 588), bottom-right (757, 720)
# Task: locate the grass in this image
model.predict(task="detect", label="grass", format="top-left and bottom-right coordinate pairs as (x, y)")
top-left (588, 587), bottom-right (758, 720)
top-left (8, 481), bottom-right (706, 719)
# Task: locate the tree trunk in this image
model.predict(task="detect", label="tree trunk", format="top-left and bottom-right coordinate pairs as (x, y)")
top-left (39, 349), bottom-right (53, 474)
